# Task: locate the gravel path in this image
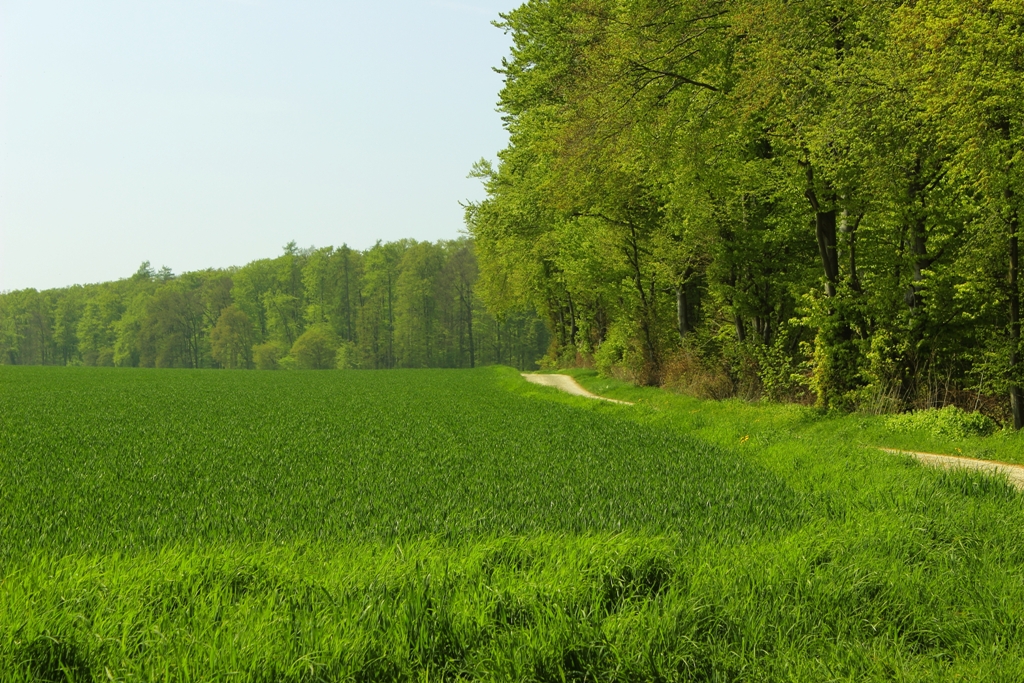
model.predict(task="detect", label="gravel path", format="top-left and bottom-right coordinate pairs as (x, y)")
top-left (880, 448), bottom-right (1024, 490)
top-left (521, 374), bottom-right (633, 405)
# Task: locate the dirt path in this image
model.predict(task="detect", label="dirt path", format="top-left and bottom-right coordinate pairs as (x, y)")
top-left (521, 374), bottom-right (633, 405)
top-left (880, 448), bottom-right (1024, 490)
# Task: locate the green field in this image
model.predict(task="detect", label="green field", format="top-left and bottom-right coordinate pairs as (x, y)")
top-left (2, 366), bottom-right (1023, 681)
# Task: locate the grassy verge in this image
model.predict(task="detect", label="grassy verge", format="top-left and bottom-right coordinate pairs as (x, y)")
top-left (1, 366), bottom-right (1023, 681)
top-left (564, 368), bottom-right (1024, 466)
top-left (7, 527), bottom-right (1023, 682)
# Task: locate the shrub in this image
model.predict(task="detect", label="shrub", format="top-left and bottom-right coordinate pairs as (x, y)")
top-left (594, 321), bottom-right (645, 377)
top-left (210, 306), bottom-right (254, 369)
top-left (661, 349), bottom-right (735, 400)
top-left (290, 325), bottom-right (339, 370)
top-left (885, 405), bottom-right (997, 439)
top-left (253, 342), bottom-right (286, 371)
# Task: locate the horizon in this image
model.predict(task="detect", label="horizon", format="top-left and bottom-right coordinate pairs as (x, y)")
top-left (0, 234), bottom-right (477, 294)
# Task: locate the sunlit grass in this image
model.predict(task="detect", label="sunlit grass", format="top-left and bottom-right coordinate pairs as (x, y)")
top-left (1, 366), bottom-right (1023, 680)
top-left (566, 367), bottom-right (1024, 466)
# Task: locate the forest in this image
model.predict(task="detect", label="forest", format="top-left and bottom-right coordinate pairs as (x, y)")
top-left (0, 238), bottom-right (548, 372)
top-left (467, 0), bottom-right (1024, 425)
top-left (4, 0), bottom-right (1024, 426)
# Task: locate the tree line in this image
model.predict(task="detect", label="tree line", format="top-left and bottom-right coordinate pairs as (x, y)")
top-left (0, 239), bottom-right (548, 372)
top-left (468, 0), bottom-right (1024, 424)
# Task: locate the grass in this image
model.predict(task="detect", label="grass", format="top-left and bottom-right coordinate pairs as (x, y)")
top-left (0, 366), bottom-right (791, 559)
top-left (1, 365), bottom-right (1024, 681)
top-left (564, 368), bottom-right (1024, 466)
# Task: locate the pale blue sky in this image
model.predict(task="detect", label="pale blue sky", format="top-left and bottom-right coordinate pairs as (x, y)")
top-left (0, 0), bottom-right (514, 291)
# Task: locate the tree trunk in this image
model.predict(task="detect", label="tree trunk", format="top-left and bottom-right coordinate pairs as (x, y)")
top-left (625, 223), bottom-right (660, 382)
top-left (342, 248), bottom-right (353, 342)
top-left (803, 163), bottom-right (840, 296)
top-left (1009, 202), bottom-right (1023, 429)
top-left (904, 212), bottom-right (928, 310)
top-left (567, 292), bottom-right (578, 348)
top-left (993, 117), bottom-right (1024, 429)
top-left (386, 272), bottom-right (394, 369)
top-left (676, 286), bottom-right (688, 340)
top-left (465, 291), bottom-right (475, 369)
top-left (814, 207), bottom-right (839, 297)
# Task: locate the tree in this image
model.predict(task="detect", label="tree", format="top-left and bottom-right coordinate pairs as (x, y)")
top-left (233, 258), bottom-right (277, 343)
top-left (139, 282), bottom-right (205, 368)
top-left (359, 241), bottom-right (407, 368)
top-left (439, 241), bottom-right (479, 368)
top-left (53, 287), bottom-right (84, 365)
top-left (114, 293), bottom-right (150, 367)
top-left (0, 237), bottom-right (548, 375)
top-left (290, 325), bottom-right (339, 370)
top-left (211, 305), bottom-right (254, 369)
top-left (394, 241), bottom-right (444, 368)
top-left (77, 287), bottom-right (123, 366)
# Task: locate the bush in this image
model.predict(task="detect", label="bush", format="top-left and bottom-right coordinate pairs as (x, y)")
top-left (661, 349), bottom-right (735, 401)
top-left (885, 405), bottom-right (997, 439)
top-left (594, 323), bottom-right (632, 378)
top-left (593, 318), bottom-right (669, 386)
top-left (290, 325), bottom-right (339, 370)
top-left (253, 342), bottom-right (286, 371)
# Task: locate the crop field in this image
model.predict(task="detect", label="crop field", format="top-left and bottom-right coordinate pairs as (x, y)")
top-left (2, 366), bottom-right (1024, 681)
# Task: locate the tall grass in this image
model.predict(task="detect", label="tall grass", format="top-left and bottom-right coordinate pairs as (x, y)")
top-left (0, 367), bottom-right (792, 561)
top-left (1, 366), bottom-right (1023, 680)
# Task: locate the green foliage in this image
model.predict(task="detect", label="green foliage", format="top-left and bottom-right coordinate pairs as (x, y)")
top-left (801, 289), bottom-right (867, 411)
top-left (751, 332), bottom-right (807, 403)
top-left (76, 288), bottom-right (122, 366)
top-left (253, 341), bottom-right (286, 370)
top-left (334, 340), bottom-right (357, 370)
top-left (470, 0), bottom-right (1024, 421)
top-left (210, 304), bottom-right (254, 369)
top-left (289, 324), bottom-right (338, 370)
top-left (0, 238), bottom-right (548, 373)
top-left (593, 319), bottom-right (638, 378)
top-left (886, 406), bottom-right (998, 440)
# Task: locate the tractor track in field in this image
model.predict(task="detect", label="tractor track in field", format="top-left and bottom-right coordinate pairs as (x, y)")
top-left (521, 373), bottom-right (1024, 489)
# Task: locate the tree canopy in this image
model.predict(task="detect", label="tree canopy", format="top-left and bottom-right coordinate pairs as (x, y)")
top-left (0, 239), bottom-right (548, 373)
top-left (468, 0), bottom-right (1024, 424)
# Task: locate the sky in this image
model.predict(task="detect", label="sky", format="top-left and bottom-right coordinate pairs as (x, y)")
top-left (0, 0), bottom-right (515, 292)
